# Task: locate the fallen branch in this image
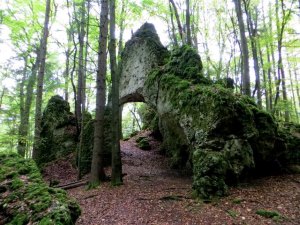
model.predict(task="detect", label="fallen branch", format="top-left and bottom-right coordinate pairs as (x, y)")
top-left (54, 180), bottom-right (88, 190)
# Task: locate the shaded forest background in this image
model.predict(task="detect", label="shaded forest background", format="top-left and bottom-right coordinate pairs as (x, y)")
top-left (0, 0), bottom-right (299, 156)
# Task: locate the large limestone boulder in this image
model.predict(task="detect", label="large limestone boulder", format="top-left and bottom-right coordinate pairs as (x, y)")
top-left (120, 23), bottom-right (297, 199)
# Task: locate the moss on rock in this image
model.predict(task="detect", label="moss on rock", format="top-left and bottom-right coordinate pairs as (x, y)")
top-left (121, 23), bottom-right (298, 200)
top-left (144, 45), bottom-right (291, 200)
top-left (136, 137), bottom-right (151, 150)
top-left (0, 152), bottom-right (80, 224)
top-left (35, 95), bottom-right (78, 166)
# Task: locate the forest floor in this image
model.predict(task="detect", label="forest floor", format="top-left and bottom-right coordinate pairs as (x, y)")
top-left (43, 131), bottom-right (300, 225)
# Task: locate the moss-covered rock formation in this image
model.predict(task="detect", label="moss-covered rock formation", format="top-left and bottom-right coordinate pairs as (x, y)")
top-left (0, 152), bottom-right (80, 224)
top-left (35, 95), bottom-right (78, 166)
top-left (120, 23), bottom-right (299, 200)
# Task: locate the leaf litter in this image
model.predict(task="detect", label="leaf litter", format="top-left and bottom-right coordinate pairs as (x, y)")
top-left (43, 131), bottom-right (300, 225)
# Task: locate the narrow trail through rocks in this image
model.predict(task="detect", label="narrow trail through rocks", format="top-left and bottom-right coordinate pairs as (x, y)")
top-left (43, 132), bottom-right (300, 225)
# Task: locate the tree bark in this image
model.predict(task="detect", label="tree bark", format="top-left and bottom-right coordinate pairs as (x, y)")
top-left (76, 0), bottom-right (86, 128)
top-left (168, 2), bottom-right (178, 47)
top-left (17, 56), bottom-right (28, 157)
top-left (185, 0), bottom-right (192, 46)
top-left (233, 0), bottom-right (250, 96)
top-left (274, 0), bottom-right (292, 121)
top-left (244, 4), bottom-right (261, 107)
top-left (169, 0), bottom-right (184, 44)
top-left (32, 0), bottom-right (51, 160)
top-left (90, 0), bottom-right (109, 184)
top-left (109, 0), bottom-right (123, 186)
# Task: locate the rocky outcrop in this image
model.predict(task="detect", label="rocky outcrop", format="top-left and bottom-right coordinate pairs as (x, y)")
top-left (119, 23), bottom-right (168, 104)
top-left (0, 152), bottom-right (80, 224)
top-left (120, 23), bottom-right (299, 199)
top-left (35, 95), bottom-right (78, 166)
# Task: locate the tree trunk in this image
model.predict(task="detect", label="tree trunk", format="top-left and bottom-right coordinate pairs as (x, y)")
top-left (32, 0), bottom-right (51, 160)
top-left (64, 31), bottom-right (71, 102)
top-left (17, 56), bottom-right (28, 157)
top-left (233, 0), bottom-right (250, 96)
top-left (274, 0), bottom-right (290, 122)
top-left (168, 2), bottom-right (178, 47)
top-left (90, 0), bottom-right (109, 184)
top-left (169, 0), bottom-right (184, 44)
top-left (185, 0), bottom-right (192, 46)
top-left (109, 0), bottom-right (123, 186)
top-left (258, 43), bottom-right (270, 111)
top-left (287, 59), bottom-right (299, 123)
top-left (244, 4), bottom-right (261, 107)
top-left (76, 0), bottom-right (86, 128)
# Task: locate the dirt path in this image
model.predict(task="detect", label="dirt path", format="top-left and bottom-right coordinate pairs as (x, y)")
top-left (44, 132), bottom-right (300, 225)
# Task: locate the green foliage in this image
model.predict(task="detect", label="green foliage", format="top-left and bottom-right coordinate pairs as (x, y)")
top-left (256, 209), bottom-right (281, 219)
top-left (232, 198), bottom-right (243, 204)
top-left (0, 152), bottom-right (81, 224)
top-left (137, 104), bottom-right (159, 131)
top-left (227, 210), bottom-right (238, 218)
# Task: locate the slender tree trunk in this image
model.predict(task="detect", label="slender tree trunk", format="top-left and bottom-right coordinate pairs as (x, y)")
top-left (169, 2), bottom-right (178, 47)
top-left (90, 0), bottom-right (109, 184)
top-left (191, 2), bottom-right (199, 51)
top-left (76, 0), bottom-right (86, 128)
top-left (118, 0), bottom-right (126, 56)
top-left (64, 30), bottom-right (72, 102)
top-left (258, 43), bottom-right (270, 111)
top-left (233, 0), bottom-right (250, 96)
top-left (117, 0), bottom-right (127, 140)
top-left (293, 68), bottom-right (300, 109)
top-left (186, 0), bottom-right (192, 46)
top-left (274, 0), bottom-right (290, 122)
top-left (17, 56), bottom-right (27, 157)
top-left (169, 0), bottom-right (184, 44)
top-left (110, 0), bottom-right (123, 186)
top-left (77, 0), bottom-right (90, 180)
top-left (287, 59), bottom-right (299, 123)
top-left (32, 0), bottom-right (51, 160)
top-left (244, 4), bottom-right (261, 107)
top-left (130, 108), bottom-right (142, 131)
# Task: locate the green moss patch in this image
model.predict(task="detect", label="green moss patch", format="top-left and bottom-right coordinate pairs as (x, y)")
top-left (136, 136), bottom-right (151, 150)
top-left (0, 152), bottom-right (80, 224)
top-left (256, 209), bottom-right (282, 219)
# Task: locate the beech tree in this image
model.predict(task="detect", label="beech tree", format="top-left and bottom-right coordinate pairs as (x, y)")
top-left (32, 0), bottom-right (52, 160)
top-left (110, 0), bottom-right (123, 186)
top-left (90, 0), bottom-right (109, 184)
top-left (233, 0), bottom-right (250, 96)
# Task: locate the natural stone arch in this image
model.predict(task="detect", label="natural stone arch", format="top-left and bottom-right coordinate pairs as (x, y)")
top-left (119, 23), bottom-right (295, 199)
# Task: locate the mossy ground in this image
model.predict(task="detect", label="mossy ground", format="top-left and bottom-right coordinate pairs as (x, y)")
top-left (0, 152), bottom-right (80, 224)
